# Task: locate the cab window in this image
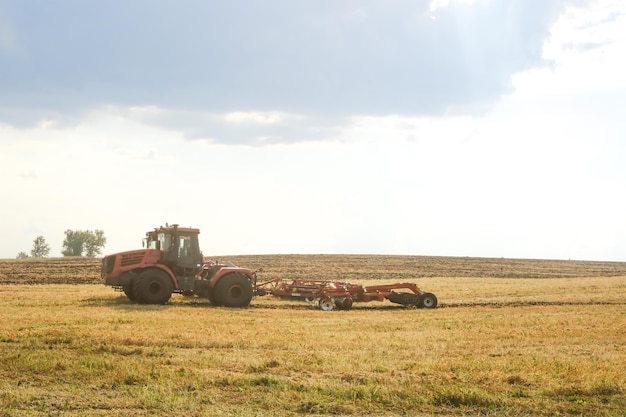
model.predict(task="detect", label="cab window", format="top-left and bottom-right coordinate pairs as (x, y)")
top-left (179, 235), bottom-right (192, 257)
top-left (158, 233), bottom-right (174, 251)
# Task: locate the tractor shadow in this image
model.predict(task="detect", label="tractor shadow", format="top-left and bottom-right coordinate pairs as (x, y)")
top-left (81, 293), bottom-right (418, 311)
top-left (80, 294), bottom-right (177, 310)
top-left (82, 293), bottom-right (626, 312)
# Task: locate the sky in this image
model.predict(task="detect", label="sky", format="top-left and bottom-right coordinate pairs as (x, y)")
top-left (1, 0), bottom-right (625, 261)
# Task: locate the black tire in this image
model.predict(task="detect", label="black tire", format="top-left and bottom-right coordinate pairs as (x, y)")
top-left (133, 269), bottom-right (174, 305)
top-left (123, 285), bottom-right (136, 301)
top-left (208, 292), bottom-right (219, 306)
top-left (419, 292), bottom-right (438, 309)
top-left (211, 273), bottom-right (253, 307)
top-left (335, 297), bottom-right (353, 310)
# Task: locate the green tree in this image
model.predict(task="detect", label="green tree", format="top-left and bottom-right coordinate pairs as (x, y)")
top-left (84, 229), bottom-right (107, 257)
top-left (30, 236), bottom-right (50, 258)
top-left (62, 229), bottom-right (107, 257)
top-left (62, 230), bottom-right (85, 256)
top-left (16, 251), bottom-right (29, 259)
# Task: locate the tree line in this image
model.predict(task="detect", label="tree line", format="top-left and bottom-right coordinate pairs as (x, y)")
top-left (16, 229), bottom-right (107, 259)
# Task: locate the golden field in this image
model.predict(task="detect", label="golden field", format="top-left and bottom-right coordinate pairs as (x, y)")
top-left (0, 255), bottom-right (625, 416)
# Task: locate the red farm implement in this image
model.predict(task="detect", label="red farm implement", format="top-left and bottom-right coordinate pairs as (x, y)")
top-left (254, 278), bottom-right (438, 311)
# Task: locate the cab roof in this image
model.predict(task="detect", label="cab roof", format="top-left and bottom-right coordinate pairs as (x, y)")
top-left (148, 224), bottom-right (200, 234)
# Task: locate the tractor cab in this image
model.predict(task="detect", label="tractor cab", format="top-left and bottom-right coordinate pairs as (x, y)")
top-left (145, 224), bottom-right (203, 274)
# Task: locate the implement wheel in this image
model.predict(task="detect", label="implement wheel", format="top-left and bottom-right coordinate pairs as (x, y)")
top-left (335, 297), bottom-right (353, 310)
top-left (212, 273), bottom-right (253, 307)
top-left (419, 292), bottom-right (438, 309)
top-left (318, 298), bottom-right (335, 311)
top-left (133, 269), bottom-right (174, 304)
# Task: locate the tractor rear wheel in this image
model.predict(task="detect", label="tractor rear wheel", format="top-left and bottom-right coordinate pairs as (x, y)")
top-left (211, 273), bottom-right (253, 307)
top-left (419, 292), bottom-right (438, 309)
top-left (133, 269), bottom-right (174, 305)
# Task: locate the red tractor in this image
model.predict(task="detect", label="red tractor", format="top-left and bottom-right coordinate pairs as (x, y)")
top-left (101, 224), bottom-right (256, 307)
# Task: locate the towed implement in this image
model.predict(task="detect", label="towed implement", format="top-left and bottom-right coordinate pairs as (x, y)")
top-left (255, 278), bottom-right (437, 310)
top-left (102, 224), bottom-right (438, 310)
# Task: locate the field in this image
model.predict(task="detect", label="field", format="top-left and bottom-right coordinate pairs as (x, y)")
top-left (1, 255), bottom-right (625, 416)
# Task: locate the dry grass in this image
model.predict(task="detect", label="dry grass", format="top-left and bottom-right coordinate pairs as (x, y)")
top-left (0, 255), bottom-right (625, 416)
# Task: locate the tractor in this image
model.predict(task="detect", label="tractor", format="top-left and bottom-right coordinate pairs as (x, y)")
top-left (101, 224), bottom-right (256, 307)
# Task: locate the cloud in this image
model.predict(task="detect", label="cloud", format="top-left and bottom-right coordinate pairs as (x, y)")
top-left (102, 105), bottom-right (345, 145)
top-left (114, 147), bottom-right (159, 161)
top-left (17, 170), bottom-right (38, 179)
top-left (0, 0), bottom-right (586, 144)
top-left (0, 20), bottom-right (18, 53)
top-left (565, 41), bottom-right (607, 52)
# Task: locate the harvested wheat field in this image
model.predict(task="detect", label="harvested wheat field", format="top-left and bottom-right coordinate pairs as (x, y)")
top-left (1, 255), bottom-right (625, 416)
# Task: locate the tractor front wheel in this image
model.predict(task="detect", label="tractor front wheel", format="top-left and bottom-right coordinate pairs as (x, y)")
top-left (123, 285), bottom-right (136, 301)
top-left (133, 269), bottom-right (174, 305)
top-left (211, 273), bottom-right (253, 307)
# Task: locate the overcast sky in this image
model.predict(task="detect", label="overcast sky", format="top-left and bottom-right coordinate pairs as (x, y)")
top-left (1, 0), bottom-right (625, 261)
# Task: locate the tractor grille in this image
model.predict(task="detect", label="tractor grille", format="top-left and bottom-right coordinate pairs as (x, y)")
top-left (102, 255), bottom-right (115, 275)
top-left (121, 252), bottom-right (145, 267)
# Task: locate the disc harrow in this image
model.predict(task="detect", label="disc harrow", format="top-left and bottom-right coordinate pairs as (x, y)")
top-left (254, 278), bottom-right (437, 311)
